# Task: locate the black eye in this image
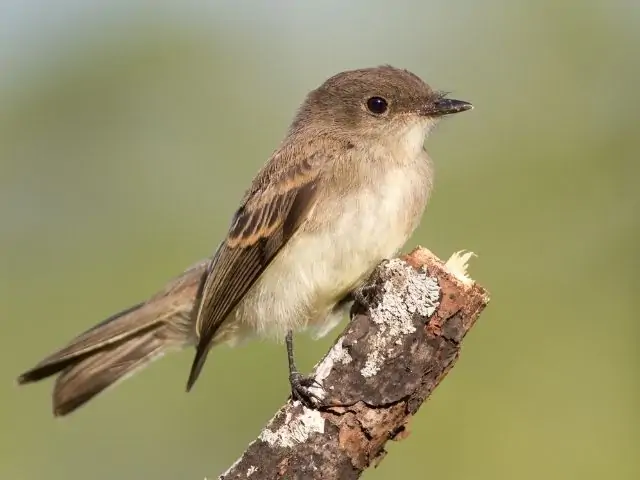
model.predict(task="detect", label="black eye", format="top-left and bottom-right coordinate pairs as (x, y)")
top-left (366, 96), bottom-right (388, 114)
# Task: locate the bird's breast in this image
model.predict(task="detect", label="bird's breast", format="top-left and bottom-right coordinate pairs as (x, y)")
top-left (234, 161), bottom-right (431, 342)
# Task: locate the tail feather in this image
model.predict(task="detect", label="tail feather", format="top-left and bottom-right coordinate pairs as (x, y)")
top-left (17, 302), bottom-right (184, 416)
top-left (17, 259), bottom-right (207, 416)
top-left (17, 303), bottom-right (149, 385)
top-left (51, 328), bottom-right (169, 416)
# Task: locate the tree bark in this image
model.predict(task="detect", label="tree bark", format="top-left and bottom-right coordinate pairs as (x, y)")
top-left (217, 246), bottom-right (490, 480)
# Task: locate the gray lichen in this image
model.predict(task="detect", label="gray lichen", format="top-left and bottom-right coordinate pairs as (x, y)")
top-left (360, 259), bottom-right (440, 378)
top-left (246, 466), bottom-right (258, 476)
top-left (258, 407), bottom-right (325, 448)
top-left (307, 337), bottom-right (353, 399)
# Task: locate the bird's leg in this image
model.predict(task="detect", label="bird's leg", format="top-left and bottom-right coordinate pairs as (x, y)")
top-left (286, 330), bottom-right (324, 408)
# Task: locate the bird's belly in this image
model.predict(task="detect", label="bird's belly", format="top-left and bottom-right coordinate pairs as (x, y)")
top-left (231, 168), bottom-right (427, 343)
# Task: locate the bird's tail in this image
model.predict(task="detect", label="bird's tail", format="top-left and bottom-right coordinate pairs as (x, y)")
top-left (17, 303), bottom-right (184, 416)
top-left (17, 260), bottom-right (208, 416)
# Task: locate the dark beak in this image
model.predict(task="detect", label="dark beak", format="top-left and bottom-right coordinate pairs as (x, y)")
top-left (421, 98), bottom-right (473, 117)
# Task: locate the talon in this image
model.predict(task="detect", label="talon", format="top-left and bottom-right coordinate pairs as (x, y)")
top-left (289, 372), bottom-right (324, 408)
top-left (285, 329), bottom-right (326, 408)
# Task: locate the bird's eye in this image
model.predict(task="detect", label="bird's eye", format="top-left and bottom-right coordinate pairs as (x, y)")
top-left (366, 96), bottom-right (388, 115)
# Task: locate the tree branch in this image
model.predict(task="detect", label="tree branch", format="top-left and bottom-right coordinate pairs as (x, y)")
top-left (217, 246), bottom-right (490, 480)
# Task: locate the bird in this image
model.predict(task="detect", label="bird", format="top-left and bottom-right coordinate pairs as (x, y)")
top-left (17, 65), bottom-right (472, 416)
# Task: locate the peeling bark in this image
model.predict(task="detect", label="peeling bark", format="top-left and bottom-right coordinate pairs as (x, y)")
top-left (217, 247), bottom-right (490, 480)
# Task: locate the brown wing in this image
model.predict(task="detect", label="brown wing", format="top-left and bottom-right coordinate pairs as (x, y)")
top-left (185, 152), bottom-right (323, 390)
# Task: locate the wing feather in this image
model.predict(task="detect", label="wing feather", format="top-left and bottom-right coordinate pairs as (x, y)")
top-left (185, 152), bottom-right (323, 390)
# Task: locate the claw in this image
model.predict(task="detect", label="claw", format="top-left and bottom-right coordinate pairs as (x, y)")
top-left (289, 372), bottom-right (324, 407)
top-left (285, 330), bottom-right (326, 408)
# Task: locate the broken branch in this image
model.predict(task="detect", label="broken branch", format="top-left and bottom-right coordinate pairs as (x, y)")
top-left (217, 246), bottom-right (490, 480)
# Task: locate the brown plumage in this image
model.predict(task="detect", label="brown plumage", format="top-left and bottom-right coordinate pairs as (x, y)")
top-left (187, 65), bottom-right (472, 391)
top-left (17, 65), bottom-right (472, 415)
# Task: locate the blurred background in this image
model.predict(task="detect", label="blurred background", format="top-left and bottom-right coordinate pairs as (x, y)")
top-left (1, 1), bottom-right (638, 479)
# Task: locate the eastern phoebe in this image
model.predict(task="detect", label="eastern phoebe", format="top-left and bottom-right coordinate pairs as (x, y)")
top-left (18, 65), bottom-right (472, 416)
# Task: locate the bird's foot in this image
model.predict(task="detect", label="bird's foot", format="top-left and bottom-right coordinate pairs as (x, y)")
top-left (286, 330), bottom-right (326, 408)
top-left (288, 370), bottom-right (324, 408)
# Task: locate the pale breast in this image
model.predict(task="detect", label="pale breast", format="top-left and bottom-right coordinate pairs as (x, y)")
top-left (232, 161), bottom-right (431, 343)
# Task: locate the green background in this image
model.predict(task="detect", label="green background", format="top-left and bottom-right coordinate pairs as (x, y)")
top-left (1, 1), bottom-right (637, 479)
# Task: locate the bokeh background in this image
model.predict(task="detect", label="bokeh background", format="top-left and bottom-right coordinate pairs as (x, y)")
top-left (1, 1), bottom-right (638, 479)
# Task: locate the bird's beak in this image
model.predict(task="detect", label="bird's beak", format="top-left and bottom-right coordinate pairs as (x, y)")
top-left (420, 98), bottom-right (473, 117)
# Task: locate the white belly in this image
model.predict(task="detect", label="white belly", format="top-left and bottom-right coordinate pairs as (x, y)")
top-left (230, 166), bottom-right (430, 343)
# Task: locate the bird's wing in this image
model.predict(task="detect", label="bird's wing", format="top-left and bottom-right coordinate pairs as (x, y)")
top-left (186, 152), bottom-right (324, 390)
